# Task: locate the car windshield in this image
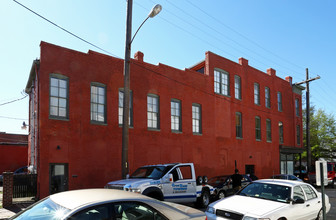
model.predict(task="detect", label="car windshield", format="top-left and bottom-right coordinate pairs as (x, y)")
top-left (130, 165), bottom-right (173, 180)
top-left (238, 182), bottom-right (291, 203)
top-left (11, 198), bottom-right (71, 220)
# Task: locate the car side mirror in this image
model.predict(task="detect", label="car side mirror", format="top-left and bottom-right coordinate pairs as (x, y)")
top-left (126, 174), bottom-right (130, 179)
top-left (293, 197), bottom-right (305, 204)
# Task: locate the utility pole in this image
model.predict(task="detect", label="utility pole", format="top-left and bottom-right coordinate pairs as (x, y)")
top-left (122, 0), bottom-right (133, 179)
top-left (295, 68), bottom-right (320, 174)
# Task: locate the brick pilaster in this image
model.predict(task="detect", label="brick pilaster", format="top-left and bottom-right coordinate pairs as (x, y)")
top-left (2, 172), bottom-right (13, 208)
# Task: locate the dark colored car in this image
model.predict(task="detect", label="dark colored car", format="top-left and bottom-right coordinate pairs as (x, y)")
top-left (208, 174), bottom-right (253, 200)
top-left (271, 174), bottom-right (303, 181)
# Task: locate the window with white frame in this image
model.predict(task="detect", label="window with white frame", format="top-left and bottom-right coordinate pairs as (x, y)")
top-left (50, 74), bottom-right (68, 119)
top-left (147, 94), bottom-right (159, 129)
top-left (118, 90), bottom-right (133, 126)
top-left (192, 104), bottom-right (201, 134)
top-left (90, 83), bottom-right (106, 123)
top-left (236, 112), bottom-right (242, 138)
top-left (214, 69), bottom-right (230, 96)
top-left (277, 92), bottom-right (282, 112)
top-left (255, 116), bottom-right (261, 141)
top-left (171, 99), bottom-right (182, 132)
top-left (254, 83), bottom-right (260, 105)
top-left (235, 75), bottom-right (241, 100)
top-left (279, 121), bottom-right (284, 144)
top-left (265, 87), bottom-right (270, 108)
top-left (266, 119), bottom-right (272, 142)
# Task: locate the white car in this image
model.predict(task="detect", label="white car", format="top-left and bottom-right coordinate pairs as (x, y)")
top-left (205, 179), bottom-right (331, 220)
top-left (11, 189), bottom-right (206, 220)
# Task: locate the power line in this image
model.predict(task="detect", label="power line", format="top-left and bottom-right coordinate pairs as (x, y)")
top-left (185, 0), bottom-right (306, 73)
top-left (12, 0), bottom-right (118, 57)
top-left (160, 0), bottom-right (304, 79)
top-left (0, 94), bottom-right (28, 106)
top-left (0, 116), bottom-right (28, 121)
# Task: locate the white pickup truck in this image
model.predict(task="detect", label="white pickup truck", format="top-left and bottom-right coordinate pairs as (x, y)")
top-left (105, 163), bottom-right (214, 207)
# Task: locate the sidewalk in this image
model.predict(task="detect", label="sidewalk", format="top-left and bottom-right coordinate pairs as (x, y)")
top-left (0, 187), bottom-right (34, 220)
top-left (0, 200), bottom-right (34, 220)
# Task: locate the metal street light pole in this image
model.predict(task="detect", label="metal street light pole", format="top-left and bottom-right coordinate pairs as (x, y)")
top-left (121, 1), bottom-right (162, 178)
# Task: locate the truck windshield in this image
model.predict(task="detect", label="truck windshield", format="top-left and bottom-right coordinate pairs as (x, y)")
top-left (130, 165), bottom-right (173, 180)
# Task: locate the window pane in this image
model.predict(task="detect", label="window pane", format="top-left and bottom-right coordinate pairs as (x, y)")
top-left (50, 106), bottom-right (58, 116)
top-left (59, 98), bottom-right (66, 108)
top-left (50, 78), bottom-right (58, 87)
top-left (50, 87), bottom-right (58, 96)
top-left (59, 79), bottom-right (67, 88)
top-left (98, 94), bottom-right (105, 104)
top-left (59, 108), bottom-right (66, 117)
top-left (50, 97), bottom-right (58, 107)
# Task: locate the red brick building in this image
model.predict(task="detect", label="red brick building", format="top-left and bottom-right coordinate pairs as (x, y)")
top-left (25, 41), bottom-right (304, 199)
top-left (0, 133), bottom-right (28, 174)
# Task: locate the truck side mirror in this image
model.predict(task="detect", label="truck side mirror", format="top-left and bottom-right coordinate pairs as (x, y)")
top-left (168, 173), bottom-right (173, 183)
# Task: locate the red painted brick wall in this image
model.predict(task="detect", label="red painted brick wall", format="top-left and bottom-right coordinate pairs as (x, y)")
top-left (0, 133), bottom-right (28, 174)
top-left (29, 42), bottom-right (303, 198)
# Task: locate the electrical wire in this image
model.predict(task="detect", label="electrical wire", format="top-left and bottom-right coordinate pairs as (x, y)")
top-left (12, 0), bottom-right (118, 57)
top-left (11, 0), bottom-right (333, 113)
top-left (160, 0), bottom-right (304, 79)
top-left (0, 94), bottom-right (28, 106)
top-left (185, 0), bottom-right (306, 73)
top-left (0, 116), bottom-right (28, 121)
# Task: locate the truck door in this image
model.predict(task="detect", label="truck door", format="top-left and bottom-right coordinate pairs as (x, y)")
top-left (163, 165), bottom-right (197, 203)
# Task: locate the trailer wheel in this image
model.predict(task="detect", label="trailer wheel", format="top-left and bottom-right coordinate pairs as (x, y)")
top-left (197, 189), bottom-right (210, 208)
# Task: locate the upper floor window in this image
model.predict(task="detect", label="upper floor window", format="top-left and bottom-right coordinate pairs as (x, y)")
top-left (265, 87), bottom-right (271, 108)
top-left (192, 104), bottom-right (202, 134)
top-left (90, 83), bottom-right (106, 123)
top-left (295, 99), bottom-right (300, 116)
top-left (234, 75), bottom-right (241, 100)
top-left (255, 116), bottom-right (261, 141)
top-left (236, 112), bottom-right (242, 138)
top-left (279, 121), bottom-right (284, 144)
top-left (277, 92), bottom-right (282, 112)
top-left (171, 99), bottom-right (182, 132)
top-left (50, 74), bottom-right (68, 119)
top-left (147, 94), bottom-right (160, 129)
top-left (266, 119), bottom-right (272, 142)
top-left (296, 125), bottom-right (301, 145)
top-left (118, 90), bottom-right (133, 126)
top-left (214, 69), bottom-right (230, 96)
top-left (254, 83), bottom-right (260, 105)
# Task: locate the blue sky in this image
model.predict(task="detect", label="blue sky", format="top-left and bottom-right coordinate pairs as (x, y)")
top-left (0, 0), bottom-right (335, 134)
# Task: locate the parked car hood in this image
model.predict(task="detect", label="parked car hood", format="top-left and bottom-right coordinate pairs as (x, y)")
top-left (107, 178), bottom-right (156, 186)
top-left (212, 195), bottom-right (287, 217)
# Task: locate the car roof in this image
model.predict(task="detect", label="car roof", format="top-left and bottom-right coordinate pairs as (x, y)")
top-left (50, 189), bottom-right (204, 219)
top-left (50, 189), bottom-right (157, 210)
top-left (254, 179), bottom-right (304, 187)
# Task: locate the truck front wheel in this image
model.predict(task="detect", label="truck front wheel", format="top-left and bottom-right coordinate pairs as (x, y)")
top-left (197, 190), bottom-right (210, 208)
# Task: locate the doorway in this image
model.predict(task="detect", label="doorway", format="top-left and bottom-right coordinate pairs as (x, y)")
top-left (49, 163), bottom-right (68, 195)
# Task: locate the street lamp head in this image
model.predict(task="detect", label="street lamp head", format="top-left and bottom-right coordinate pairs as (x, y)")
top-left (148, 4), bottom-right (162, 18)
